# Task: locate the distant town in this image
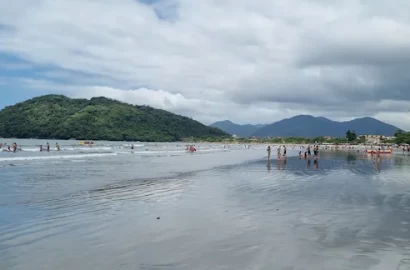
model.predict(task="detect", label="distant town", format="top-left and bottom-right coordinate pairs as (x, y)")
top-left (223, 132), bottom-right (406, 146)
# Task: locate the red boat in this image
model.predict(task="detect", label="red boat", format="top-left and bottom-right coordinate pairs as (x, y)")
top-left (367, 149), bottom-right (392, 154)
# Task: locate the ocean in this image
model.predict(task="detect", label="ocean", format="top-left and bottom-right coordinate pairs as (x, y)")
top-left (1, 139), bottom-right (410, 270)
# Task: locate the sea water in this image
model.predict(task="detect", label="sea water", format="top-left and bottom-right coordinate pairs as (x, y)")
top-left (0, 140), bottom-right (410, 270)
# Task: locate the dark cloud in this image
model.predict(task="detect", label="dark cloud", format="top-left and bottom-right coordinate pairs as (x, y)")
top-left (0, 0), bottom-right (409, 129)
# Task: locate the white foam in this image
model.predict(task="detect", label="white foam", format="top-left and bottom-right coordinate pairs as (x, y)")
top-left (77, 147), bottom-right (112, 151)
top-left (0, 152), bottom-right (117, 162)
top-left (21, 148), bottom-right (40, 152)
top-left (121, 144), bottom-right (144, 148)
top-left (134, 150), bottom-right (187, 154)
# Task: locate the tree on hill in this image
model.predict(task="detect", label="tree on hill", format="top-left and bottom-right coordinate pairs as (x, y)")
top-left (346, 130), bottom-right (357, 142)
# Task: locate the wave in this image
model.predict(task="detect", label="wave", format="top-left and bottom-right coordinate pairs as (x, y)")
top-left (19, 146), bottom-right (114, 152)
top-left (121, 144), bottom-right (144, 148)
top-left (0, 153), bottom-right (117, 162)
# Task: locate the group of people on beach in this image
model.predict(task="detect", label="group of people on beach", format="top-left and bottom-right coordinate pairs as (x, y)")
top-left (265, 144), bottom-right (320, 171)
top-left (297, 145), bottom-right (320, 159)
top-left (0, 142), bottom-right (61, 153)
top-left (266, 145), bottom-right (288, 160)
top-left (39, 142), bottom-right (60, 152)
top-left (0, 142), bottom-right (18, 153)
top-left (266, 144), bottom-right (319, 160)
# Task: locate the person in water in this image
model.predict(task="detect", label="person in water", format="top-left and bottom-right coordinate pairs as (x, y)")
top-left (40, 145), bottom-right (43, 152)
top-left (267, 146), bottom-right (271, 159)
top-left (304, 151), bottom-right (307, 159)
top-left (314, 145), bottom-right (319, 158)
top-left (277, 145), bottom-right (281, 159)
top-left (131, 144), bottom-right (134, 150)
top-left (299, 151), bottom-right (302, 158)
top-left (283, 145), bottom-right (287, 157)
top-left (307, 145), bottom-right (311, 156)
top-left (46, 142), bottom-right (50, 152)
top-left (12, 142), bottom-right (17, 153)
top-left (56, 143), bottom-right (60, 151)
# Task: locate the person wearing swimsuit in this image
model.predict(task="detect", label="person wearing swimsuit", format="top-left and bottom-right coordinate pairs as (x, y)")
top-left (314, 145), bottom-right (319, 158)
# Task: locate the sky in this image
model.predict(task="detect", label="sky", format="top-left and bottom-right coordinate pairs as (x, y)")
top-left (0, 0), bottom-right (410, 130)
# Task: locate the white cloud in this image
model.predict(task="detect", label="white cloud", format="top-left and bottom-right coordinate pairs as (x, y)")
top-left (0, 0), bottom-right (410, 129)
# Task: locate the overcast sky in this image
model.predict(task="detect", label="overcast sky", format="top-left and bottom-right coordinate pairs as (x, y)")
top-left (0, 0), bottom-right (409, 129)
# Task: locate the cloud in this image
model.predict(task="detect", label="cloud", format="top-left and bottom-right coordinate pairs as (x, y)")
top-left (0, 0), bottom-right (409, 129)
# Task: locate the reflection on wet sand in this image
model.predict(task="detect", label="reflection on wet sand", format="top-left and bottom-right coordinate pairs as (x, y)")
top-left (2, 150), bottom-right (410, 270)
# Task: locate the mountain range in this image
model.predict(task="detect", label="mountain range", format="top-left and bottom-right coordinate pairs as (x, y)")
top-left (210, 115), bottom-right (400, 138)
top-left (209, 120), bottom-right (265, 138)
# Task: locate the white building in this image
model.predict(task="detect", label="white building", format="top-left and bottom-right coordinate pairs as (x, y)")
top-left (360, 135), bottom-right (395, 144)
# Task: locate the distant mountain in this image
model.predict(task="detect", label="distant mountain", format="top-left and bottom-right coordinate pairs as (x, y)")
top-left (0, 95), bottom-right (228, 141)
top-left (253, 115), bottom-right (400, 138)
top-left (210, 120), bottom-right (265, 137)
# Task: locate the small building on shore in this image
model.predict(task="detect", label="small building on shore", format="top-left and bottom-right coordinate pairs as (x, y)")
top-left (360, 135), bottom-right (395, 144)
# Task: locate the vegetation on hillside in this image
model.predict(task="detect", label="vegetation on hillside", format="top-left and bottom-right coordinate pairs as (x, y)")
top-left (0, 95), bottom-right (228, 142)
top-left (394, 130), bottom-right (410, 144)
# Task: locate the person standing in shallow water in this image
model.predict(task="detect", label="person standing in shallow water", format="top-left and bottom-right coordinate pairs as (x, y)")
top-left (56, 143), bottom-right (60, 151)
top-left (277, 145), bottom-right (281, 160)
top-left (46, 142), bottom-right (50, 152)
top-left (267, 146), bottom-right (271, 159)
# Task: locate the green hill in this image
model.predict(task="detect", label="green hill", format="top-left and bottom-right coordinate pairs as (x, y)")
top-left (0, 95), bottom-right (228, 141)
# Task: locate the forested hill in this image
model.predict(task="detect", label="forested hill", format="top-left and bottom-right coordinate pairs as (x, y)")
top-left (0, 95), bottom-right (228, 141)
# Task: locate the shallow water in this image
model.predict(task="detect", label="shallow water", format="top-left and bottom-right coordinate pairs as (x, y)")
top-left (1, 141), bottom-right (410, 270)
